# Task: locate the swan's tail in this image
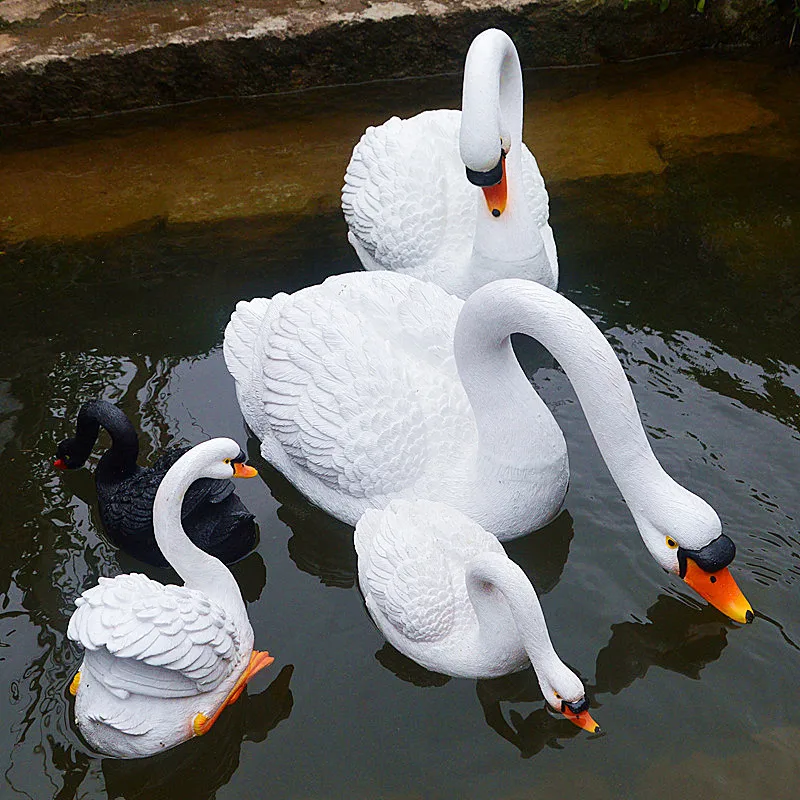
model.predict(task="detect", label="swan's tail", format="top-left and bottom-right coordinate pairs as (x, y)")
top-left (223, 298), bottom-right (272, 390)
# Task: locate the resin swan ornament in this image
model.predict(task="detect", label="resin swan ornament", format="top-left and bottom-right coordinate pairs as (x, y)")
top-left (55, 400), bottom-right (257, 567)
top-left (67, 438), bottom-right (274, 759)
top-left (355, 498), bottom-right (600, 733)
top-left (342, 28), bottom-right (557, 298)
top-left (223, 271), bottom-right (752, 623)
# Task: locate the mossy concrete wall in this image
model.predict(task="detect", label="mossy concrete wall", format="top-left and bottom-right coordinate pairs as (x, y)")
top-left (0, 0), bottom-right (791, 124)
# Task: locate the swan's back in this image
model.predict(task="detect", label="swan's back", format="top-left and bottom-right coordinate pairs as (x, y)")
top-left (355, 499), bottom-right (506, 644)
top-left (342, 109), bottom-right (553, 294)
top-left (342, 111), bottom-right (468, 275)
top-left (224, 273), bottom-right (475, 517)
top-left (68, 573), bottom-right (240, 700)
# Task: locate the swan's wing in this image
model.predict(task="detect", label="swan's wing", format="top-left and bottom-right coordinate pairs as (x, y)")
top-left (342, 111), bottom-right (459, 272)
top-left (68, 573), bottom-right (240, 699)
top-left (321, 271), bottom-right (464, 377)
top-left (101, 459), bottom-right (234, 538)
top-left (100, 474), bottom-right (157, 538)
top-left (519, 143), bottom-right (551, 230)
top-left (355, 502), bottom-right (459, 643)
top-left (252, 272), bottom-right (468, 498)
top-left (407, 500), bottom-right (506, 564)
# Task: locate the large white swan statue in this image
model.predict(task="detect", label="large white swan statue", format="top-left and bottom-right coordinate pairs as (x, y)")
top-left (355, 498), bottom-right (600, 733)
top-left (342, 28), bottom-right (558, 298)
top-left (224, 271), bottom-right (753, 624)
top-left (67, 438), bottom-right (274, 759)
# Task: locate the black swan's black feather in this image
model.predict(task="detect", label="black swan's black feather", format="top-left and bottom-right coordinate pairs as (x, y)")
top-left (56, 400), bottom-right (258, 568)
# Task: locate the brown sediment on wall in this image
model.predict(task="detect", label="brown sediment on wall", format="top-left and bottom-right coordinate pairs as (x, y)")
top-left (0, 0), bottom-right (791, 125)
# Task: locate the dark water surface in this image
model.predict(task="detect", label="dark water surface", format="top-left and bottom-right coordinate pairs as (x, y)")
top-left (1, 48), bottom-right (799, 800)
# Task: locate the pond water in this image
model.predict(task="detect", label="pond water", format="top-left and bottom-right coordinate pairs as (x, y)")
top-left (1, 46), bottom-right (799, 800)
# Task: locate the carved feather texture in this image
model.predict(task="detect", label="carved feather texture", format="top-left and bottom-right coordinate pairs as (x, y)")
top-left (226, 272), bottom-right (475, 506)
top-left (342, 108), bottom-right (553, 292)
top-left (86, 704), bottom-right (153, 736)
top-left (68, 573), bottom-right (240, 699)
top-left (355, 499), bottom-right (506, 644)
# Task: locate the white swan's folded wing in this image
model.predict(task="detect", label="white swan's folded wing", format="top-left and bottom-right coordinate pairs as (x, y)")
top-left (68, 573), bottom-right (239, 699)
top-left (320, 272), bottom-right (464, 376)
top-left (252, 274), bottom-right (469, 498)
top-left (355, 502), bottom-right (460, 643)
top-left (520, 144), bottom-right (551, 230)
top-left (342, 113), bottom-right (453, 272)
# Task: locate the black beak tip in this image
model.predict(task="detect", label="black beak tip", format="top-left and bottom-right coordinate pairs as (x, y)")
top-left (745, 609), bottom-right (754, 624)
top-left (491, 208), bottom-right (501, 217)
top-left (593, 725), bottom-right (602, 734)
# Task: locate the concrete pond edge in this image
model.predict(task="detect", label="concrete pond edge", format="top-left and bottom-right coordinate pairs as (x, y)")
top-left (0, 0), bottom-right (793, 125)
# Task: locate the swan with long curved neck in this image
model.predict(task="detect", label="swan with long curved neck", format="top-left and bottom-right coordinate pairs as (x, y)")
top-left (341, 28), bottom-right (557, 298)
top-left (224, 270), bottom-right (752, 623)
top-left (54, 399), bottom-right (258, 567)
top-left (356, 499), bottom-right (600, 732)
top-left (67, 438), bottom-right (273, 759)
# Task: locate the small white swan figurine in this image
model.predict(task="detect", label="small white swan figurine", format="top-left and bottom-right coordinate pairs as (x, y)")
top-left (67, 438), bottom-right (273, 759)
top-left (355, 498), bottom-right (600, 733)
top-left (342, 28), bottom-right (557, 298)
top-left (224, 270), bottom-right (752, 624)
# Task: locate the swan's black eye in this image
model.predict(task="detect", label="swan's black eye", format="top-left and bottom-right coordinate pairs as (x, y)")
top-left (223, 458), bottom-right (231, 464)
top-left (666, 537), bottom-right (678, 550)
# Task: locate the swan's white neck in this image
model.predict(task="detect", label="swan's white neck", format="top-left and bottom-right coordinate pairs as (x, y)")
top-left (460, 29), bottom-right (523, 172)
top-left (153, 455), bottom-right (247, 630)
top-left (465, 552), bottom-right (563, 679)
top-left (459, 29), bottom-right (547, 286)
top-left (455, 279), bottom-right (684, 534)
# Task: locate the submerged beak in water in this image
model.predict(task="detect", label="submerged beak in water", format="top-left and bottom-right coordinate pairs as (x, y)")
top-left (677, 534), bottom-right (753, 624)
top-left (682, 560), bottom-right (753, 624)
top-left (561, 699), bottom-right (601, 733)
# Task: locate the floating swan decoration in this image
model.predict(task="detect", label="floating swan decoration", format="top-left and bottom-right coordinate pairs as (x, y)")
top-left (224, 270), bottom-right (752, 623)
top-left (55, 400), bottom-right (258, 567)
top-left (355, 498), bottom-right (600, 733)
top-left (342, 28), bottom-right (558, 298)
top-left (67, 438), bottom-right (273, 759)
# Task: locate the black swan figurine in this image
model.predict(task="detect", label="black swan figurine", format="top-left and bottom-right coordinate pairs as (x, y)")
top-left (54, 400), bottom-right (258, 567)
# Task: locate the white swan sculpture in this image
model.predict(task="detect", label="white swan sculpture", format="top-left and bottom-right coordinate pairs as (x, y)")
top-left (342, 28), bottom-right (558, 298)
top-left (224, 271), bottom-right (752, 624)
top-left (355, 498), bottom-right (600, 733)
top-left (67, 438), bottom-right (273, 759)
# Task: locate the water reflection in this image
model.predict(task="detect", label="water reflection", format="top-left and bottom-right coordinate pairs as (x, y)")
top-left (248, 439), bottom-right (359, 589)
top-left (592, 595), bottom-right (729, 695)
top-left (374, 644), bottom-right (451, 689)
top-left (375, 592), bottom-right (730, 757)
top-left (100, 665), bottom-right (294, 800)
top-left (504, 511), bottom-right (574, 596)
top-left (476, 671), bottom-right (593, 757)
top-left (0, 48), bottom-right (798, 800)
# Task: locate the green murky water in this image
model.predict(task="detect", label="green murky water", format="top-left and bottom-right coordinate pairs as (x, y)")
top-left (1, 47), bottom-right (799, 800)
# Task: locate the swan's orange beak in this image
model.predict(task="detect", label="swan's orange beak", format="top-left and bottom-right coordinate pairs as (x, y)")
top-left (482, 156), bottom-right (507, 217)
top-left (682, 560), bottom-right (753, 624)
top-left (53, 458), bottom-right (67, 470)
top-left (562, 706), bottom-right (601, 734)
top-left (233, 462), bottom-right (258, 478)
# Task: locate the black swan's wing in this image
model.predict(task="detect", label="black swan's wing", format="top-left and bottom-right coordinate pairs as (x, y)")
top-left (150, 448), bottom-right (236, 517)
top-left (98, 448), bottom-right (255, 566)
top-left (99, 470), bottom-right (159, 540)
